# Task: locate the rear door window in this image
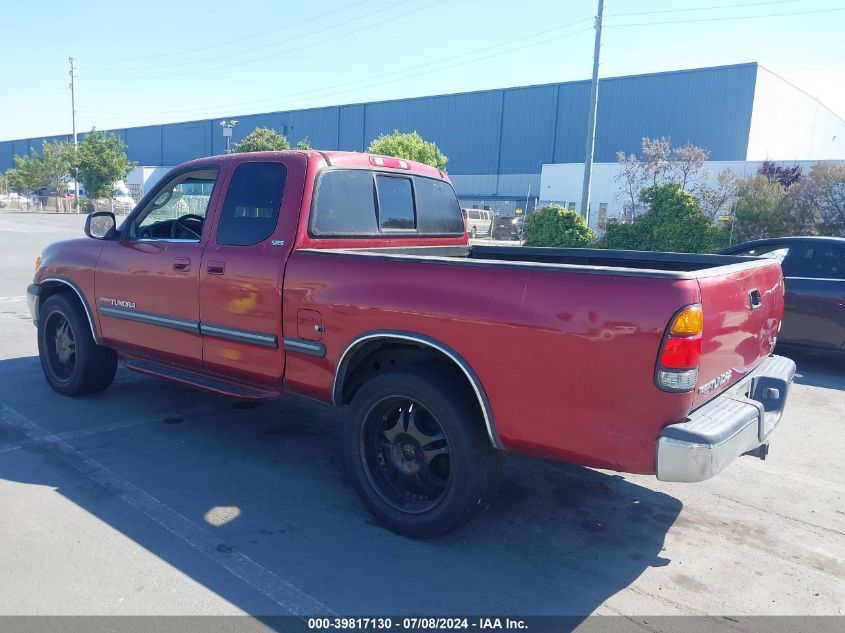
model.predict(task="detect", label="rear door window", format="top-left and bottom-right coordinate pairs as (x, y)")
top-left (216, 162), bottom-right (287, 246)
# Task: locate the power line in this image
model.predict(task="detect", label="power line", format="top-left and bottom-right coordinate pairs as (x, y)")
top-left (607, 5), bottom-right (845, 27)
top-left (117, 0), bottom-right (447, 80)
top-left (607, 0), bottom-right (798, 18)
top-left (77, 26), bottom-right (593, 128)
top-left (78, 18), bottom-right (594, 118)
top-left (88, 0), bottom-right (414, 72)
top-left (88, 0), bottom-right (371, 64)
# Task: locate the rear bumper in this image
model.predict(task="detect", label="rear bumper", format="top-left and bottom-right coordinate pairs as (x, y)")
top-left (27, 283), bottom-right (41, 326)
top-left (656, 354), bottom-right (796, 483)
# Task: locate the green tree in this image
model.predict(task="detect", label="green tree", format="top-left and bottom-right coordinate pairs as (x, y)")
top-left (599, 183), bottom-right (725, 253)
top-left (4, 168), bottom-right (26, 194)
top-left (39, 140), bottom-right (75, 194)
top-left (797, 162), bottom-right (845, 236)
top-left (295, 136), bottom-right (312, 150)
top-left (235, 127), bottom-right (290, 152)
top-left (11, 151), bottom-right (49, 192)
top-left (8, 140), bottom-right (76, 196)
top-left (732, 174), bottom-right (817, 241)
top-left (522, 204), bottom-right (595, 247)
top-left (367, 130), bottom-right (447, 170)
top-left (76, 129), bottom-right (135, 199)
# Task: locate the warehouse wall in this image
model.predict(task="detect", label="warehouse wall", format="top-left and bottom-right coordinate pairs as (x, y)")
top-left (746, 66), bottom-right (845, 161)
top-left (0, 63), bottom-right (762, 204)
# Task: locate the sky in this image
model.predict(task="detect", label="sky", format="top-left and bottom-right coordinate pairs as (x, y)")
top-left (0, 0), bottom-right (843, 140)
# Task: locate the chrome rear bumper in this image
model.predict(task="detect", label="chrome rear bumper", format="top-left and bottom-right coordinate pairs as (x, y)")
top-left (656, 355), bottom-right (796, 483)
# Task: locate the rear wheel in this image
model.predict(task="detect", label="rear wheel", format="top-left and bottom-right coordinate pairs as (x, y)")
top-left (38, 293), bottom-right (117, 396)
top-left (344, 365), bottom-right (503, 538)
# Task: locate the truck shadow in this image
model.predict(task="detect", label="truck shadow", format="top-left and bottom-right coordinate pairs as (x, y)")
top-left (780, 348), bottom-right (845, 392)
top-left (0, 355), bottom-right (681, 618)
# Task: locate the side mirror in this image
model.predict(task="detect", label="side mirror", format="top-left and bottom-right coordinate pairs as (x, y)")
top-left (84, 211), bottom-right (117, 240)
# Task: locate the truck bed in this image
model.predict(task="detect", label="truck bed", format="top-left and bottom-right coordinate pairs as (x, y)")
top-left (302, 245), bottom-right (765, 278)
top-left (285, 243), bottom-right (782, 474)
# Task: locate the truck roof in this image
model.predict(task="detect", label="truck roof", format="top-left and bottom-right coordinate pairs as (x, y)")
top-left (179, 150), bottom-right (447, 180)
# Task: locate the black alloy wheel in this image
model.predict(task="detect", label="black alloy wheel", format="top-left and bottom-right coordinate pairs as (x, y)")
top-left (344, 366), bottom-right (504, 538)
top-left (43, 311), bottom-right (76, 383)
top-left (360, 396), bottom-right (452, 514)
top-left (37, 293), bottom-right (118, 396)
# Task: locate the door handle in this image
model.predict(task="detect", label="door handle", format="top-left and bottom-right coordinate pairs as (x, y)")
top-left (173, 257), bottom-right (191, 272)
top-left (207, 261), bottom-right (225, 275)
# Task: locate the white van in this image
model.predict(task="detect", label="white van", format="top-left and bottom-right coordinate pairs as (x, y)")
top-left (462, 208), bottom-right (493, 238)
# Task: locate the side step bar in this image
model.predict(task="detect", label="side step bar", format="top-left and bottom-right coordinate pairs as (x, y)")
top-left (121, 356), bottom-right (282, 400)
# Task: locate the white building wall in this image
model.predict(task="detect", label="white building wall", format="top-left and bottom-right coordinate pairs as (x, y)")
top-left (746, 67), bottom-right (845, 161)
top-left (540, 159), bottom-right (845, 230)
top-left (126, 166), bottom-right (173, 201)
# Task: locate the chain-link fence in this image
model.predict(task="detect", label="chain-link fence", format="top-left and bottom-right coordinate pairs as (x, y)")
top-left (0, 195), bottom-right (136, 215)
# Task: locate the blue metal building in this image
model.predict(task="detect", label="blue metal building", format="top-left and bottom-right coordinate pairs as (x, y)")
top-left (2, 62), bottom-right (843, 214)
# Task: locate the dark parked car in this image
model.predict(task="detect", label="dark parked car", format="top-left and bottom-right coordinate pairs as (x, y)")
top-left (491, 213), bottom-right (524, 240)
top-left (721, 236), bottom-right (845, 354)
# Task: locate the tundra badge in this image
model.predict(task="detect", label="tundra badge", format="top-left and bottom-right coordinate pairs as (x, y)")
top-left (698, 369), bottom-right (733, 394)
top-left (99, 297), bottom-right (136, 310)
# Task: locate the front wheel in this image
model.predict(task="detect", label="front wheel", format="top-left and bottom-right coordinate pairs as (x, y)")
top-left (344, 365), bottom-right (503, 538)
top-left (37, 293), bottom-right (117, 396)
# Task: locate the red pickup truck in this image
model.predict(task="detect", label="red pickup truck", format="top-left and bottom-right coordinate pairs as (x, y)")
top-left (28, 150), bottom-right (795, 537)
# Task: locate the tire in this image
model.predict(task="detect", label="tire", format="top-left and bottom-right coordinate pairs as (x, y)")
top-left (37, 293), bottom-right (117, 396)
top-left (344, 365), bottom-right (504, 538)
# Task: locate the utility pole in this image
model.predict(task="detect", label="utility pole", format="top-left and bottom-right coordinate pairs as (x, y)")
top-left (580, 0), bottom-right (604, 226)
top-left (69, 57), bottom-right (79, 212)
top-left (69, 57), bottom-right (77, 147)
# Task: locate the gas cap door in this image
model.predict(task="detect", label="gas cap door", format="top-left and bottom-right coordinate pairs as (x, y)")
top-left (297, 309), bottom-right (324, 341)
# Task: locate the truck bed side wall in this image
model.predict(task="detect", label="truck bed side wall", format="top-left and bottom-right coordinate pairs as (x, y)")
top-left (282, 251), bottom-right (702, 474)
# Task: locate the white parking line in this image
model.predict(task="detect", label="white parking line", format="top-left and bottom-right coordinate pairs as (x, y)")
top-left (0, 402), bottom-right (334, 616)
top-left (0, 405), bottom-right (212, 454)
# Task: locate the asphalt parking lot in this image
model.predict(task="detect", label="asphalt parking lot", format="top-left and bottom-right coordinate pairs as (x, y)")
top-left (0, 212), bottom-right (842, 618)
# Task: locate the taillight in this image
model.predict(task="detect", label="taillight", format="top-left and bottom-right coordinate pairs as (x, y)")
top-left (656, 304), bottom-right (703, 392)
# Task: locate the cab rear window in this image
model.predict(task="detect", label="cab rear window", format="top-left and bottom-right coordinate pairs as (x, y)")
top-left (310, 169), bottom-right (463, 237)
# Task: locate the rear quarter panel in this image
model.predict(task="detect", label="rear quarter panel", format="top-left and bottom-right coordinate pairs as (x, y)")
top-left (282, 251), bottom-right (702, 474)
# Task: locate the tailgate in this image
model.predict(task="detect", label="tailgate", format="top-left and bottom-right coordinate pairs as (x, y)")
top-left (692, 260), bottom-right (784, 408)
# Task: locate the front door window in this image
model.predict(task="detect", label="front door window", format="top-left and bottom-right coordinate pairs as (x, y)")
top-left (132, 169), bottom-right (218, 241)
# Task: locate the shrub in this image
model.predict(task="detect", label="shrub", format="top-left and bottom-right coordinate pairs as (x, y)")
top-left (235, 127), bottom-right (290, 152)
top-left (598, 183), bottom-right (725, 253)
top-left (522, 204), bottom-right (595, 247)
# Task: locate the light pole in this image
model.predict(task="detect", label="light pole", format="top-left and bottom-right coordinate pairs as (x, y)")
top-left (219, 119), bottom-right (239, 153)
